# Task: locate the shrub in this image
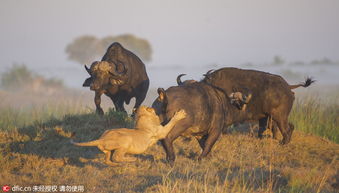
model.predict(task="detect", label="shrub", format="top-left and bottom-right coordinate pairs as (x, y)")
top-left (0, 64), bottom-right (64, 90)
top-left (0, 64), bottom-right (34, 89)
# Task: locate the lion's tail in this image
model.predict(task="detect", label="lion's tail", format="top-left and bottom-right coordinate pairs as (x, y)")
top-left (70, 132), bottom-right (100, 147)
top-left (71, 139), bottom-right (100, 147)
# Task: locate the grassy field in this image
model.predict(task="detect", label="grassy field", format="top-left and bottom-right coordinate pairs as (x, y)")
top-left (0, 88), bottom-right (338, 193)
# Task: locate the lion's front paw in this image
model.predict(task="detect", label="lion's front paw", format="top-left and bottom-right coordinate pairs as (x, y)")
top-left (174, 109), bottom-right (187, 120)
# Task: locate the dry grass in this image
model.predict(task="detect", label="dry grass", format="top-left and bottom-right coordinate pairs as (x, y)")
top-left (0, 89), bottom-right (338, 193)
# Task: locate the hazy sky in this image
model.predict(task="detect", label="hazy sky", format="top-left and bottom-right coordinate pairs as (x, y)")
top-left (0, 0), bottom-right (338, 83)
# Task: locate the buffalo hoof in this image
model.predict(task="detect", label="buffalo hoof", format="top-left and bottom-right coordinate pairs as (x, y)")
top-left (272, 134), bottom-right (278, 140)
top-left (165, 156), bottom-right (175, 167)
top-left (165, 159), bottom-right (175, 167)
top-left (197, 154), bottom-right (208, 162)
top-left (258, 134), bottom-right (264, 139)
top-left (280, 132), bottom-right (293, 145)
top-left (197, 155), bottom-right (211, 162)
top-left (279, 141), bottom-right (287, 145)
top-left (262, 134), bottom-right (273, 139)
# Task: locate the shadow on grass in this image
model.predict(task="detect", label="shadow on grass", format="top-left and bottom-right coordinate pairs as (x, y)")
top-left (135, 154), bottom-right (155, 162)
top-left (161, 166), bottom-right (290, 192)
top-left (217, 167), bottom-right (288, 191)
top-left (224, 122), bottom-right (258, 135)
top-left (133, 175), bottom-right (162, 192)
top-left (7, 111), bottom-right (133, 167)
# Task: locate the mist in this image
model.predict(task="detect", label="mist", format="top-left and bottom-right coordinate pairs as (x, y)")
top-left (1, 0), bottom-right (339, 89)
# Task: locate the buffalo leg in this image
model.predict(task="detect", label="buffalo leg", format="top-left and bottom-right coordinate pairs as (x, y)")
top-left (274, 117), bottom-right (291, 145)
top-left (133, 91), bottom-right (147, 116)
top-left (259, 117), bottom-right (279, 139)
top-left (161, 137), bottom-right (176, 164)
top-left (95, 92), bottom-right (104, 115)
top-left (111, 96), bottom-right (126, 113)
top-left (116, 98), bottom-right (126, 113)
top-left (288, 122), bottom-right (295, 140)
top-left (196, 134), bottom-right (208, 150)
top-left (161, 121), bottom-right (191, 164)
top-left (161, 127), bottom-right (185, 164)
top-left (258, 117), bottom-right (268, 139)
top-left (267, 116), bottom-right (278, 139)
top-left (198, 128), bottom-right (222, 160)
top-left (112, 97), bottom-right (119, 111)
top-left (271, 121), bottom-right (278, 139)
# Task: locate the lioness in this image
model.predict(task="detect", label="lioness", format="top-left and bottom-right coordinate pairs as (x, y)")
top-left (71, 106), bottom-right (186, 166)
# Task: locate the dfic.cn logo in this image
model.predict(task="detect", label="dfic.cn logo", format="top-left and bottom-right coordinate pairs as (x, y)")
top-left (2, 185), bottom-right (11, 192)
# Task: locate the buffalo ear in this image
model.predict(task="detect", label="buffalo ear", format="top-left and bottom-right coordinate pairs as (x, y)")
top-left (82, 77), bottom-right (92, 87)
top-left (110, 78), bottom-right (124, 85)
top-left (157, 88), bottom-right (167, 102)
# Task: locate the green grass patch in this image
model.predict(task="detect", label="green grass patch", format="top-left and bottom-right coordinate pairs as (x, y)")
top-left (0, 103), bottom-right (88, 131)
top-left (290, 97), bottom-right (339, 143)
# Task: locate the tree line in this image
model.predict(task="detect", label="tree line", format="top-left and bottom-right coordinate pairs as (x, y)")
top-left (65, 34), bottom-right (152, 65)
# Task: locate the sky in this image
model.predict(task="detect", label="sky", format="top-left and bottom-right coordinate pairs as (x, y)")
top-left (0, 0), bottom-right (338, 87)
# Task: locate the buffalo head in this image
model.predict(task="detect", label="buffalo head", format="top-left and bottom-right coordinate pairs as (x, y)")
top-left (82, 61), bottom-right (127, 92)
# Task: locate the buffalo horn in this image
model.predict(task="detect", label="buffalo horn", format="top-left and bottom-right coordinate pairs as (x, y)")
top-left (109, 61), bottom-right (127, 77)
top-left (176, 74), bottom-right (186, 85)
top-left (84, 65), bottom-right (91, 75)
top-left (203, 69), bottom-right (214, 79)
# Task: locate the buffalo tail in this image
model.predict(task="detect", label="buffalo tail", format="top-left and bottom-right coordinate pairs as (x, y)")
top-left (289, 77), bottom-right (315, 90)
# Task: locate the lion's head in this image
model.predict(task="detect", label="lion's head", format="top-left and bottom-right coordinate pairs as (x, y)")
top-left (135, 106), bottom-right (161, 129)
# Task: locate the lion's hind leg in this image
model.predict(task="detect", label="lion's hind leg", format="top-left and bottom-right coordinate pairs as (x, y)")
top-left (98, 145), bottom-right (119, 166)
top-left (104, 150), bottom-right (119, 166)
top-left (113, 149), bottom-right (137, 162)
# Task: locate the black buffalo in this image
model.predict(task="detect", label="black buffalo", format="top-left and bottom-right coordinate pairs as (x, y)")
top-left (83, 42), bottom-right (149, 115)
top-left (152, 68), bottom-right (314, 163)
top-left (202, 67), bottom-right (314, 144)
top-left (152, 82), bottom-right (226, 163)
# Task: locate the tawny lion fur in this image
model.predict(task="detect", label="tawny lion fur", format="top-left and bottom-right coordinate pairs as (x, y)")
top-left (71, 106), bottom-right (186, 166)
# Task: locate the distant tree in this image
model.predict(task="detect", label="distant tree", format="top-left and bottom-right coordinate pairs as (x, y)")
top-left (101, 34), bottom-right (152, 62)
top-left (0, 64), bottom-right (63, 90)
top-left (311, 57), bottom-right (334, 65)
top-left (272, 55), bottom-right (285, 65)
top-left (0, 64), bottom-right (34, 89)
top-left (65, 35), bottom-right (102, 64)
top-left (66, 34), bottom-right (152, 65)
